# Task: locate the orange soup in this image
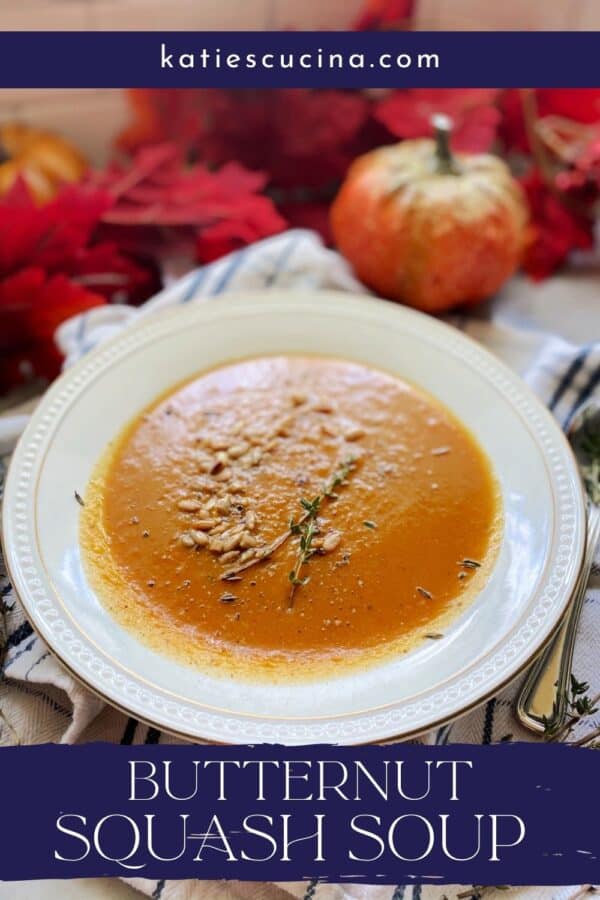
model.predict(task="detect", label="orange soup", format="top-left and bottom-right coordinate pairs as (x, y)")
top-left (82, 356), bottom-right (501, 679)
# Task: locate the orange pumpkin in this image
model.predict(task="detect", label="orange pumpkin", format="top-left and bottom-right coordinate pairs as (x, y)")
top-left (0, 122), bottom-right (87, 203)
top-left (331, 116), bottom-right (529, 313)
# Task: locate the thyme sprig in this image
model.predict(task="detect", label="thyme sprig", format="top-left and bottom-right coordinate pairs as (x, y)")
top-left (542, 674), bottom-right (599, 742)
top-left (288, 456), bottom-right (357, 607)
top-left (221, 455), bottom-right (358, 582)
top-left (0, 586), bottom-right (22, 745)
top-left (580, 421), bottom-right (600, 505)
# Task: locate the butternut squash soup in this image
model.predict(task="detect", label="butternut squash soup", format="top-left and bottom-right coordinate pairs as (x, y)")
top-left (81, 356), bottom-right (501, 680)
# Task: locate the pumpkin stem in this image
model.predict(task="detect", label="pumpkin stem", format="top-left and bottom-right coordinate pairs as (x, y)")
top-left (432, 113), bottom-right (458, 175)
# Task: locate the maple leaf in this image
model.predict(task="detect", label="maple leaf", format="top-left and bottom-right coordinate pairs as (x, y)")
top-left (573, 130), bottom-right (600, 188)
top-left (538, 89), bottom-right (600, 124)
top-left (0, 267), bottom-right (106, 389)
top-left (499, 89), bottom-right (600, 153)
top-left (374, 88), bottom-right (501, 152)
top-left (0, 180), bottom-right (156, 394)
top-left (520, 168), bottom-right (595, 281)
top-left (118, 90), bottom-right (206, 159)
top-left (0, 180), bottom-right (111, 276)
top-left (118, 89), bottom-right (371, 192)
top-left (91, 144), bottom-right (286, 263)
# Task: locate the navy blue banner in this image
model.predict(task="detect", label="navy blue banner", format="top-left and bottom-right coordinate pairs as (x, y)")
top-left (0, 742), bottom-right (598, 883)
top-left (0, 31), bottom-right (599, 88)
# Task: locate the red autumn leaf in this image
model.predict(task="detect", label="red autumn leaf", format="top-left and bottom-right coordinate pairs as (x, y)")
top-left (354, 0), bottom-right (415, 30)
top-left (0, 180), bottom-right (156, 394)
top-left (538, 89), bottom-right (600, 124)
top-left (0, 181), bottom-right (113, 277)
top-left (499, 89), bottom-right (600, 153)
top-left (552, 126), bottom-right (600, 194)
top-left (278, 201), bottom-right (333, 245)
top-left (118, 90), bottom-right (371, 193)
top-left (520, 168), bottom-right (595, 281)
top-left (67, 239), bottom-right (160, 305)
top-left (196, 218), bottom-right (267, 264)
top-left (118, 90), bottom-right (206, 159)
top-left (90, 144), bottom-right (286, 262)
top-left (374, 89), bottom-right (501, 152)
top-left (0, 267), bottom-right (106, 389)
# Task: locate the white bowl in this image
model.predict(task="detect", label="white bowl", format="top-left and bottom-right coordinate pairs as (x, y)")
top-left (2, 291), bottom-right (586, 744)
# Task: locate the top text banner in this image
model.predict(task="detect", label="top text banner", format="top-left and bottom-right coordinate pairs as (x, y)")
top-left (0, 31), bottom-right (599, 88)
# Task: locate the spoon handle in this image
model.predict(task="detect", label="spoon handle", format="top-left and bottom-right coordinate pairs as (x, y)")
top-left (516, 503), bottom-right (600, 734)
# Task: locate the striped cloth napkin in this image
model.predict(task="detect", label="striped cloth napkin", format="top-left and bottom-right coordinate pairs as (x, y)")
top-left (1, 230), bottom-right (599, 900)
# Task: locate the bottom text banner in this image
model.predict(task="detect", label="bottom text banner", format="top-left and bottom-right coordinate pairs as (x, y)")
top-left (0, 742), bottom-right (597, 884)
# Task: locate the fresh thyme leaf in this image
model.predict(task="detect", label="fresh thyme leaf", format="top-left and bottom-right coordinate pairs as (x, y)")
top-left (579, 411), bottom-right (600, 504)
top-left (543, 673), bottom-right (599, 741)
top-left (363, 520), bottom-right (377, 529)
top-left (571, 674), bottom-right (590, 697)
top-left (74, 490), bottom-right (85, 507)
top-left (417, 586), bottom-right (433, 599)
top-left (287, 455), bottom-right (357, 607)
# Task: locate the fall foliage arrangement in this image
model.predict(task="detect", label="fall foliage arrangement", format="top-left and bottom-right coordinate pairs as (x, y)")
top-left (1, 82), bottom-right (599, 396)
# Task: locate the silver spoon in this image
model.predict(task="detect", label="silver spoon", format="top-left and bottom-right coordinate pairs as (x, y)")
top-left (516, 399), bottom-right (600, 733)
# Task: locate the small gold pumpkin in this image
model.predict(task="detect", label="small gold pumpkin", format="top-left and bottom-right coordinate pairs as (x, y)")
top-left (0, 122), bottom-right (88, 202)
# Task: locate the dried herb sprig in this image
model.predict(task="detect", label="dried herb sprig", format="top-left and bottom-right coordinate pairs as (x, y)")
top-left (579, 412), bottom-right (600, 505)
top-left (288, 456), bottom-right (357, 607)
top-left (221, 455), bottom-right (357, 582)
top-left (543, 674), bottom-right (600, 742)
top-left (0, 598), bottom-right (8, 681)
top-left (0, 588), bottom-right (22, 745)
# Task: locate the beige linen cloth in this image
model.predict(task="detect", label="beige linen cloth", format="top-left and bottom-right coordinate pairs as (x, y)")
top-left (1, 230), bottom-right (599, 900)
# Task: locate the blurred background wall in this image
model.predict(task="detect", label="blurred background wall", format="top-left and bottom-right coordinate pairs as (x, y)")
top-left (1, 0), bottom-right (597, 31)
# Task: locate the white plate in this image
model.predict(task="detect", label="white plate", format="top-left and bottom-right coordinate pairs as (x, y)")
top-left (2, 291), bottom-right (586, 744)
